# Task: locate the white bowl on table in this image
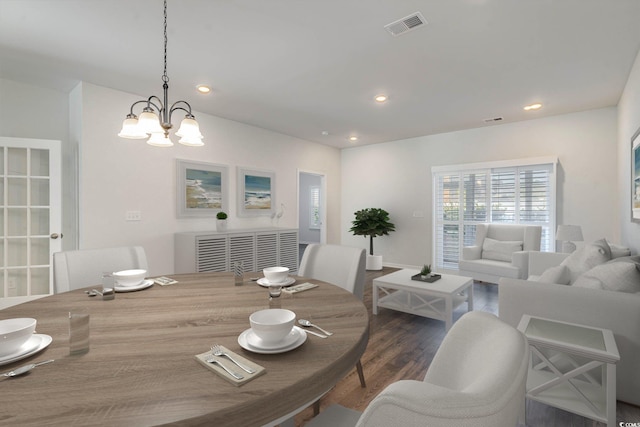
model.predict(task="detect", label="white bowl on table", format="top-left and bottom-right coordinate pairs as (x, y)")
top-left (249, 309), bottom-right (295, 344)
top-left (0, 318), bottom-right (37, 357)
top-left (113, 269), bottom-right (147, 287)
top-left (263, 267), bottom-right (289, 284)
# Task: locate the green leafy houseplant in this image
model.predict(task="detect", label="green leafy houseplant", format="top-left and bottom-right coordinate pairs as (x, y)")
top-left (349, 208), bottom-right (395, 256)
top-left (420, 264), bottom-right (432, 277)
top-left (216, 211), bottom-right (228, 220)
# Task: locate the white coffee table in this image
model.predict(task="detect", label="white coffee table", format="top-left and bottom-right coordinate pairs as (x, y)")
top-left (372, 269), bottom-right (474, 331)
top-left (517, 315), bottom-right (619, 427)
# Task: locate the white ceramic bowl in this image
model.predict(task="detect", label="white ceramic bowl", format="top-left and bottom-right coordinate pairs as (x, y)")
top-left (249, 309), bottom-right (295, 344)
top-left (0, 318), bottom-right (37, 357)
top-left (113, 269), bottom-right (147, 287)
top-left (263, 266), bottom-right (290, 284)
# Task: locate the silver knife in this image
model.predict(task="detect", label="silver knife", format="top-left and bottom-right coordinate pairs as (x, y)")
top-left (303, 329), bottom-right (327, 339)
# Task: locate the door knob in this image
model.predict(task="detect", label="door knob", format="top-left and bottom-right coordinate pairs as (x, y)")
top-left (50, 233), bottom-right (63, 239)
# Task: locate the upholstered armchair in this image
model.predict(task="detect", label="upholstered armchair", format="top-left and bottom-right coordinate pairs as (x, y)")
top-left (306, 311), bottom-right (530, 427)
top-left (458, 223), bottom-right (541, 283)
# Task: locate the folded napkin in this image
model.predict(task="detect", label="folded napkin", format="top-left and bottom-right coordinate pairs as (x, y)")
top-left (283, 282), bottom-right (318, 294)
top-left (195, 346), bottom-right (266, 386)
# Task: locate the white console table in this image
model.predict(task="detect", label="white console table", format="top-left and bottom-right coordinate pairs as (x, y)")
top-left (517, 315), bottom-right (619, 427)
top-left (174, 228), bottom-right (298, 274)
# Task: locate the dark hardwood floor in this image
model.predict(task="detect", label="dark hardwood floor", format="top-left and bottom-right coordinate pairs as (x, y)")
top-left (295, 267), bottom-right (640, 426)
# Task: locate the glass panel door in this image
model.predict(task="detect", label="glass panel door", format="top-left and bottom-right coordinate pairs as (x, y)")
top-left (0, 137), bottom-right (61, 306)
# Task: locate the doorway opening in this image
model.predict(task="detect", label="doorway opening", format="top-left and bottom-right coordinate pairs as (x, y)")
top-left (298, 170), bottom-right (326, 263)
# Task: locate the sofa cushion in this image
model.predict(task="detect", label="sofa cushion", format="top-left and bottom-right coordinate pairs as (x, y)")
top-left (573, 261), bottom-right (640, 293)
top-left (481, 238), bottom-right (523, 262)
top-left (560, 238), bottom-right (612, 284)
top-left (459, 259), bottom-right (521, 279)
top-left (537, 265), bottom-right (571, 285)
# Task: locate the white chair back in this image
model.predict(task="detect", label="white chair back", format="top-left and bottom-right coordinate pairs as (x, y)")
top-left (53, 246), bottom-right (148, 293)
top-left (298, 244), bottom-right (366, 300)
top-left (306, 311), bottom-right (529, 427)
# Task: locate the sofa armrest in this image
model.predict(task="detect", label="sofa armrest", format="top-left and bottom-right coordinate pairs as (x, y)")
top-left (462, 245), bottom-right (481, 260)
top-left (511, 251), bottom-right (529, 279)
top-left (527, 251), bottom-right (569, 277)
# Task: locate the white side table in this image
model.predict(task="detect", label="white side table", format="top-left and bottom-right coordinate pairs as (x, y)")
top-left (517, 315), bottom-right (619, 427)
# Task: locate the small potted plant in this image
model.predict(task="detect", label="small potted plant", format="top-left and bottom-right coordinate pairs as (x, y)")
top-left (349, 208), bottom-right (395, 270)
top-left (420, 264), bottom-right (432, 279)
top-left (216, 211), bottom-right (228, 232)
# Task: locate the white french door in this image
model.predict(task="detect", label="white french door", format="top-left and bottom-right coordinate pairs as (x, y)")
top-left (0, 137), bottom-right (62, 308)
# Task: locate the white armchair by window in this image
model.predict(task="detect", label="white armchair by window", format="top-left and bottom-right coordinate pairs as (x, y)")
top-left (458, 223), bottom-right (541, 283)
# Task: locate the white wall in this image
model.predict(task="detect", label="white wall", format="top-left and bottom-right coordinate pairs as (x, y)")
top-left (0, 78), bottom-right (78, 249)
top-left (76, 83), bottom-right (341, 276)
top-left (341, 107), bottom-right (619, 267)
top-left (618, 48), bottom-right (640, 255)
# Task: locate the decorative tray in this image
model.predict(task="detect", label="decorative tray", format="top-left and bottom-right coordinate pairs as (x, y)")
top-left (411, 273), bottom-right (441, 283)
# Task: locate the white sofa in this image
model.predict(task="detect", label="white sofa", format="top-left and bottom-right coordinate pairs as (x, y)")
top-left (498, 246), bottom-right (640, 406)
top-left (459, 223), bottom-right (542, 283)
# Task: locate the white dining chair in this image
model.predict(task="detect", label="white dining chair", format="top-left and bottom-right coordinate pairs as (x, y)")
top-left (53, 246), bottom-right (148, 293)
top-left (306, 311), bottom-right (529, 427)
top-left (298, 243), bottom-right (367, 387)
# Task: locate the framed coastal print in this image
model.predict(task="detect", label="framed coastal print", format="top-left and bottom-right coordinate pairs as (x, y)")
top-left (633, 127), bottom-right (640, 222)
top-left (177, 159), bottom-right (228, 218)
top-left (237, 167), bottom-right (275, 217)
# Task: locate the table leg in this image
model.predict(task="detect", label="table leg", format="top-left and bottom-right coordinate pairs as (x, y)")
top-left (606, 363), bottom-right (616, 427)
top-left (372, 283), bottom-right (379, 315)
top-left (468, 282), bottom-right (474, 311)
top-left (445, 295), bottom-right (453, 331)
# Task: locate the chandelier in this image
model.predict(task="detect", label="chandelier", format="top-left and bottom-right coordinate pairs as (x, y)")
top-left (118, 0), bottom-right (203, 147)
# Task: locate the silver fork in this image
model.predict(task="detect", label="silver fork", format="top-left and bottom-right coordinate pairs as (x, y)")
top-left (212, 345), bottom-right (255, 374)
top-left (206, 356), bottom-right (244, 380)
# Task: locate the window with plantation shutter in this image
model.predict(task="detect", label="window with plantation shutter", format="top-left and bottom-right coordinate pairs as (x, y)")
top-left (309, 186), bottom-right (320, 229)
top-left (432, 158), bottom-right (556, 271)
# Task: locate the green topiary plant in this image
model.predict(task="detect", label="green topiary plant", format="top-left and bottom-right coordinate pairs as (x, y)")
top-left (349, 208), bottom-right (395, 256)
top-left (216, 211), bottom-right (228, 220)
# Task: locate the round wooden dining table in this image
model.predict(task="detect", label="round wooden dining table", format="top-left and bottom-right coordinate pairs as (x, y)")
top-left (0, 273), bottom-right (369, 427)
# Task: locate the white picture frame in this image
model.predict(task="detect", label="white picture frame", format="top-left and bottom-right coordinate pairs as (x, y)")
top-left (177, 159), bottom-right (228, 218)
top-left (237, 167), bottom-right (275, 217)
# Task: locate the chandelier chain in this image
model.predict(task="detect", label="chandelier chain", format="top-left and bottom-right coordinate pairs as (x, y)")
top-left (162, 0), bottom-right (168, 83)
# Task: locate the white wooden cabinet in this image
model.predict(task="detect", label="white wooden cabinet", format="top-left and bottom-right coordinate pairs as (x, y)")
top-left (174, 228), bottom-right (299, 274)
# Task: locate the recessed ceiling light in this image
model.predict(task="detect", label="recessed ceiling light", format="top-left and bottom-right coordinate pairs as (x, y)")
top-left (321, 131), bottom-right (329, 136)
top-left (374, 94), bottom-right (388, 103)
top-left (196, 85), bottom-right (211, 94)
top-left (524, 103), bottom-right (542, 111)
top-left (348, 136), bottom-right (358, 142)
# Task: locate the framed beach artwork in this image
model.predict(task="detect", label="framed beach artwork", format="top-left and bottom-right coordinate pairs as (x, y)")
top-left (632, 126), bottom-right (640, 222)
top-left (237, 167), bottom-right (275, 217)
top-left (177, 159), bottom-right (228, 218)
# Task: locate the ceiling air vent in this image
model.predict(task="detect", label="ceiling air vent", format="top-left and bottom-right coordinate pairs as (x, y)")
top-left (483, 117), bottom-right (504, 123)
top-left (384, 12), bottom-right (427, 37)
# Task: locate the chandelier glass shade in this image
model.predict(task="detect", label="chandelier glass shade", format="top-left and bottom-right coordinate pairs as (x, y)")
top-left (118, 0), bottom-right (203, 147)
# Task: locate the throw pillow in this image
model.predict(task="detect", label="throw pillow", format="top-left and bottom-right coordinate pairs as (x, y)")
top-left (481, 238), bottom-right (523, 262)
top-left (573, 261), bottom-right (640, 293)
top-left (560, 238), bottom-right (612, 284)
top-left (537, 265), bottom-right (571, 285)
top-left (608, 241), bottom-right (632, 259)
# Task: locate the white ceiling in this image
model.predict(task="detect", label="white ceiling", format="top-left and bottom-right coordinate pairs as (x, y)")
top-left (1, 0), bottom-right (640, 148)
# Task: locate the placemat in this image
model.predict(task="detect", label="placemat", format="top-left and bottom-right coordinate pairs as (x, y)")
top-left (195, 345), bottom-right (266, 386)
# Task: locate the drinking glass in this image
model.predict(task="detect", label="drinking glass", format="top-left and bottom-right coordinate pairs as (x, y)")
top-left (233, 261), bottom-right (244, 286)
